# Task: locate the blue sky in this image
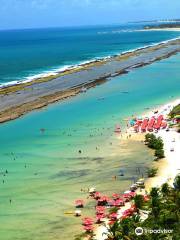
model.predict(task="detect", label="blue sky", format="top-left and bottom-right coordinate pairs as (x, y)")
top-left (0, 0), bottom-right (180, 29)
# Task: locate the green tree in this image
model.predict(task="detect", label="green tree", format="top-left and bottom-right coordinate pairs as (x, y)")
top-left (134, 195), bottom-right (144, 209)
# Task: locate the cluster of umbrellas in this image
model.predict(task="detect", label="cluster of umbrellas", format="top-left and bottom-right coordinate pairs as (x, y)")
top-left (77, 190), bottom-right (139, 233)
top-left (74, 185), bottom-right (152, 235)
top-left (133, 115), bottom-right (168, 132)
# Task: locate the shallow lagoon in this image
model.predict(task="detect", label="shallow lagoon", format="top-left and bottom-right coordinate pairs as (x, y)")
top-left (0, 54), bottom-right (180, 239)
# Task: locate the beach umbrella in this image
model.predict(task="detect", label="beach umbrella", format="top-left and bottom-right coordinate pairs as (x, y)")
top-left (83, 225), bottom-right (94, 232)
top-left (109, 213), bottom-right (118, 220)
top-left (96, 213), bottom-right (105, 223)
top-left (94, 191), bottom-right (101, 200)
top-left (107, 199), bottom-right (115, 207)
top-left (98, 195), bottom-right (109, 205)
top-left (112, 193), bottom-right (120, 199)
top-left (75, 199), bottom-right (84, 208)
top-left (96, 206), bottom-right (105, 214)
top-left (129, 192), bottom-right (136, 198)
top-left (115, 199), bottom-right (124, 206)
top-left (123, 193), bottom-right (130, 198)
top-left (113, 200), bottom-right (122, 207)
top-left (82, 217), bottom-right (94, 226)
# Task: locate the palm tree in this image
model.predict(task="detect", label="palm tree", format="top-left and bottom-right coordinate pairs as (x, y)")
top-left (173, 175), bottom-right (180, 191)
top-left (150, 187), bottom-right (159, 198)
top-left (161, 183), bottom-right (170, 197)
top-left (105, 221), bottom-right (123, 240)
top-left (134, 195), bottom-right (144, 210)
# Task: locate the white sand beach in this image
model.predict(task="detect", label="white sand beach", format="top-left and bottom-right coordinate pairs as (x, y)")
top-left (94, 99), bottom-right (180, 240)
top-left (144, 100), bottom-right (180, 189)
top-left (139, 28), bottom-right (180, 32)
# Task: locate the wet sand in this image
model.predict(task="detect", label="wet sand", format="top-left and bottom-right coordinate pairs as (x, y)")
top-left (0, 38), bottom-right (180, 124)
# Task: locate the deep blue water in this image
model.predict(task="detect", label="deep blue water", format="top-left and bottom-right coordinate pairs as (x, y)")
top-left (0, 24), bottom-right (179, 85)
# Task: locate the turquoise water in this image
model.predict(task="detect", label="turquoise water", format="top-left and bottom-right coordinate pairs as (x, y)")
top-left (0, 24), bottom-right (180, 85)
top-left (0, 51), bottom-right (180, 239)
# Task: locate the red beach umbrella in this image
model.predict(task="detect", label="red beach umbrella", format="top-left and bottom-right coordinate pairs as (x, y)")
top-left (83, 225), bottom-right (94, 232)
top-left (83, 217), bottom-right (94, 225)
top-left (109, 212), bottom-right (118, 220)
top-left (122, 194), bottom-right (130, 201)
top-left (112, 193), bottom-right (120, 200)
top-left (96, 206), bottom-right (105, 214)
top-left (98, 195), bottom-right (109, 205)
top-left (94, 191), bottom-right (101, 200)
top-left (107, 199), bottom-right (115, 207)
top-left (129, 192), bottom-right (136, 198)
top-left (75, 199), bottom-right (84, 208)
top-left (114, 199), bottom-right (124, 207)
top-left (96, 213), bottom-right (105, 223)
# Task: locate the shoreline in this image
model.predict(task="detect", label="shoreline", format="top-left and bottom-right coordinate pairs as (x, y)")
top-left (94, 98), bottom-right (180, 240)
top-left (126, 98), bottom-right (180, 190)
top-left (0, 38), bottom-right (180, 124)
top-left (141, 28), bottom-right (180, 32)
top-left (0, 36), bottom-right (179, 90)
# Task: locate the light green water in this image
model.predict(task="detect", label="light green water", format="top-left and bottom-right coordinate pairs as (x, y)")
top-left (0, 54), bottom-right (180, 240)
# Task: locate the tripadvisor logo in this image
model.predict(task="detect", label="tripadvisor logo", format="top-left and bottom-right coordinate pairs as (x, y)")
top-left (135, 227), bottom-right (173, 235)
top-left (135, 227), bottom-right (144, 236)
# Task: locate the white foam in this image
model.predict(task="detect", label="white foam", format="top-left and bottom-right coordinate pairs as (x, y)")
top-left (0, 36), bottom-right (179, 89)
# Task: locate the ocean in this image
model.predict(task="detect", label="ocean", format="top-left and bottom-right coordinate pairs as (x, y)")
top-left (0, 24), bottom-right (179, 86)
top-left (0, 24), bottom-right (180, 240)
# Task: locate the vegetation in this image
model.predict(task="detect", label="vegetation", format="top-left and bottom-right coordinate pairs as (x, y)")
top-left (145, 134), bottom-right (165, 159)
top-left (147, 168), bottom-right (158, 178)
top-left (105, 175), bottom-right (180, 240)
top-left (169, 104), bottom-right (180, 119)
top-left (144, 23), bottom-right (180, 29)
top-left (109, 207), bottom-right (120, 214)
top-left (169, 104), bottom-right (180, 132)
